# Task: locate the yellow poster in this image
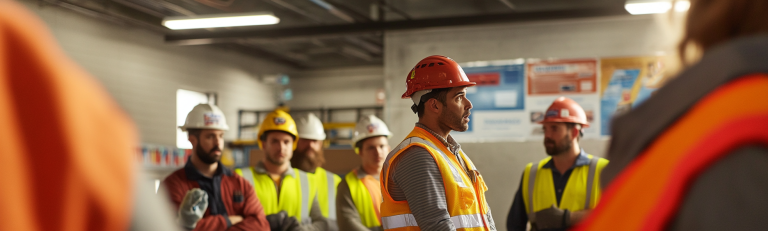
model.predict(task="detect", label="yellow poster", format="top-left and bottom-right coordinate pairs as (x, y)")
top-left (599, 56), bottom-right (666, 135)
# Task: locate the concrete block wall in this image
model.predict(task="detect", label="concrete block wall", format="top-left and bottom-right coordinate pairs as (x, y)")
top-left (21, 1), bottom-right (295, 145)
top-left (383, 14), bottom-right (676, 230)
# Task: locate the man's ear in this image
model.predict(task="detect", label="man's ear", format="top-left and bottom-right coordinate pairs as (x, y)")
top-left (188, 134), bottom-right (197, 144)
top-left (427, 98), bottom-right (441, 114)
top-left (571, 126), bottom-right (580, 139)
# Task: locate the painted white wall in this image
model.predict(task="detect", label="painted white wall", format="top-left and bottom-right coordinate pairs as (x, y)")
top-left (21, 1), bottom-right (294, 146)
top-left (383, 14), bottom-right (677, 230)
top-left (290, 66), bottom-right (384, 109)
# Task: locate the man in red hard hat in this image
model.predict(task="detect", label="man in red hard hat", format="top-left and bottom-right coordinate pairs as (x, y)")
top-left (506, 97), bottom-right (608, 231)
top-left (379, 55), bottom-right (496, 230)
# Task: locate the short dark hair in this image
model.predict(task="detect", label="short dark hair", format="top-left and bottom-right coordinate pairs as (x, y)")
top-left (187, 129), bottom-right (202, 138)
top-left (412, 87), bottom-right (452, 118)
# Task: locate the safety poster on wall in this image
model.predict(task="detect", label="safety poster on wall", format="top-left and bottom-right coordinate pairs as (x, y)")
top-left (451, 61), bottom-right (528, 142)
top-left (525, 58), bottom-right (601, 138)
top-left (448, 56), bottom-right (665, 142)
top-left (599, 56), bottom-right (665, 136)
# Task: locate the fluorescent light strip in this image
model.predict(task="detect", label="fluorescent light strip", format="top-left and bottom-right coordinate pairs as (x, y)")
top-left (163, 14), bottom-right (279, 30)
top-left (625, 0), bottom-right (690, 15)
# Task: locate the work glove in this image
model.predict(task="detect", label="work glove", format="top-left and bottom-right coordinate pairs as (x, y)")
top-left (533, 205), bottom-right (570, 230)
top-left (280, 215), bottom-right (300, 231)
top-left (266, 211), bottom-right (288, 231)
top-left (178, 188), bottom-right (209, 229)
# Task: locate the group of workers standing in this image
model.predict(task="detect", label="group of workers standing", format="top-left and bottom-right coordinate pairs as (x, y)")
top-left (163, 103), bottom-right (394, 230)
top-left (4, 0), bottom-right (768, 230)
top-left (161, 54), bottom-right (608, 231)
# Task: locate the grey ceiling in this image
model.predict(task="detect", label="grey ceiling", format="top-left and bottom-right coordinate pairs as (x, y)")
top-left (42, 0), bottom-right (628, 69)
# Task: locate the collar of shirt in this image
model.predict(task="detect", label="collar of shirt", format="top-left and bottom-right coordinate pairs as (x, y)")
top-left (253, 161), bottom-right (295, 178)
top-left (415, 123), bottom-right (461, 153)
top-left (184, 158), bottom-right (232, 181)
top-left (541, 149), bottom-right (590, 172)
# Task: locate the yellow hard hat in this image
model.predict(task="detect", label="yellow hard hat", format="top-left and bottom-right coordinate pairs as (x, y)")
top-left (257, 109), bottom-right (298, 150)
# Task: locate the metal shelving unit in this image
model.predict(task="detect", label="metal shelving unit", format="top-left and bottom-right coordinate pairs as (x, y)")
top-left (233, 106), bottom-right (384, 149)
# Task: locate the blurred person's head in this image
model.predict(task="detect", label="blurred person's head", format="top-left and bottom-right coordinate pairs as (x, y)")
top-left (293, 113), bottom-right (326, 171)
top-left (351, 115), bottom-right (392, 175)
top-left (542, 122), bottom-right (581, 156)
top-left (538, 97), bottom-right (588, 156)
top-left (188, 129), bottom-right (224, 164)
top-left (257, 109), bottom-right (298, 169)
top-left (293, 138), bottom-right (325, 171)
top-left (679, 0), bottom-right (768, 63)
top-left (261, 131), bottom-right (295, 167)
top-left (355, 136), bottom-right (390, 175)
top-left (180, 104), bottom-right (229, 165)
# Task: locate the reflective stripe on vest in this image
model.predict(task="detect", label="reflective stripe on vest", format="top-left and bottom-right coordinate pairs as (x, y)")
top-left (298, 170), bottom-right (310, 224)
top-left (326, 171), bottom-right (337, 220)
top-left (575, 75), bottom-right (768, 231)
top-left (381, 213), bottom-right (485, 229)
top-left (235, 167), bottom-right (313, 223)
top-left (346, 170), bottom-right (382, 228)
top-left (382, 136), bottom-right (468, 188)
top-left (523, 155), bottom-right (608, 224)
top-left (315, 167), bottom-right (341, 220)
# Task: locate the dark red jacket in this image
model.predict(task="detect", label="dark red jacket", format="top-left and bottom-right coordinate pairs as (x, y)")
top-left (164, 163), bottom-right (269, 231)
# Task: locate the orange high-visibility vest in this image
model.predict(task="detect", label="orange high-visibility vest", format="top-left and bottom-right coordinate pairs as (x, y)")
top-left (575, 75), bottom-right (768, 231)
top-left (380, 127), bottom-right (491, 231)
top-left (0, 2), bottom-right (137, 230)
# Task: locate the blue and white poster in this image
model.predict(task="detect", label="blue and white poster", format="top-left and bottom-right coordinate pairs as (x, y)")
top-left (451, 62), bottom-right (528, 142)
top-left (600, 69), bottom-right (640, 136)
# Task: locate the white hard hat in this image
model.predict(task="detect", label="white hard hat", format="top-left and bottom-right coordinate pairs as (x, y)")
top-left (297, 113), bottom-right (326, 140)
top-left (179, 104), bottom-right (229, 131)
top-left (351, 115), bottom-right (391, 148)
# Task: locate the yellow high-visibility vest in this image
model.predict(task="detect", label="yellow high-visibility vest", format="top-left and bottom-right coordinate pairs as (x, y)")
top-left (314, 167), bottom-right (341, 220)
top-left (345, 169), bottom-right (382, 229)
top-left (521, 155), bottom-right (609, 224)
top-left (380, 127), bottom-right (491, 231)
top-left (236, 167), bottom-right (316, 223)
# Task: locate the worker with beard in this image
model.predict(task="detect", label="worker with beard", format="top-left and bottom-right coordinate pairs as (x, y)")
top-left (163, 104), bottom-right (270, 230)
top-left (294, 113), bottom-right (341, 230)
top-left (236, 109), bottom-right (330, 231)
top-left (506, 97), bottom-right (608, 231)
top-left (336, 115), bottom-right (391, 231)
top-left (380, 55), bottom-right (496, 230)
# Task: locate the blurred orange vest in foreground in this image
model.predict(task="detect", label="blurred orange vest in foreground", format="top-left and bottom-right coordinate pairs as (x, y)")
top-left (0, 2), bottom-right (137, 230)
top-left (574, 75), bottom-right (768, 231)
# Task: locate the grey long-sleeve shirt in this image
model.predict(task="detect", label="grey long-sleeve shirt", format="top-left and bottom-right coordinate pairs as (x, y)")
top-left (385, 124), bottom-right (496, 230)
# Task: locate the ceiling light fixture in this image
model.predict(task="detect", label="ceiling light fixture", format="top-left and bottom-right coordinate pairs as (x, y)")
top-left (625, 0), bottom-right (690, 15)
top-left (163, 12), bottom-right (279, 30)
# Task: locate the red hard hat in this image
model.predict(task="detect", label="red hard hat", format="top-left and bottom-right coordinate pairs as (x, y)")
top-left (401, 55), bottom-right (476, 99)
top-left (539, 97), bottom-right (590, 127)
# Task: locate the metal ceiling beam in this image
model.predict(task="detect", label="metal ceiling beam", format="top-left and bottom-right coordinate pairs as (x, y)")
top-left (378, 2), bottom-right (412, 20)
top-left (498, 0), bottom-right (516, 10)
top-left (166, 5), bottom-right (628, 42)
top-left (307, 0), bottom-right (356, 22)
top-left (219, 44), bottom-right (309, 69)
